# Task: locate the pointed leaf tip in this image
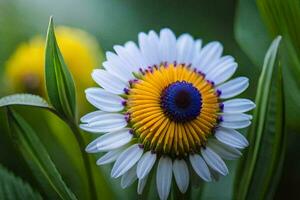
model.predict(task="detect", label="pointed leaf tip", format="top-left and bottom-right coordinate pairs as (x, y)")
top-left (45, 17), bottom-right (77, 121)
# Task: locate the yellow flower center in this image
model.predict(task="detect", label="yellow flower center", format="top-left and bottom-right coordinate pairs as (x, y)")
top-left (127, 64), bottom-right (220, 157)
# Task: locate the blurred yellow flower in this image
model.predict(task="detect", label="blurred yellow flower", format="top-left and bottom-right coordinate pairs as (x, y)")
top-left (5, 26), bottom-right (102, 111)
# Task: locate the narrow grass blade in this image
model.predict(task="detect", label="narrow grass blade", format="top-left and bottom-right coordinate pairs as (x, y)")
top-left (235, 36), bottom-right (285, 199)
top-left (7, 109), bottom-right (77, 200)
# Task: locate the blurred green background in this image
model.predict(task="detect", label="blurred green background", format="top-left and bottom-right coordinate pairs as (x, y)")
top-left (0, 0), bottom-right (299, 199)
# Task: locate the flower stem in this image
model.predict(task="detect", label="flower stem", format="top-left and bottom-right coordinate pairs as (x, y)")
top-left (68, 122), bottom-right (97, 200)
top-left (48, 108), bottom-right (97, 199)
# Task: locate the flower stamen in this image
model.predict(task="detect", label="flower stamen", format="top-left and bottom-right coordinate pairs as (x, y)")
top-left (127, 64), bottom-right (220, 156)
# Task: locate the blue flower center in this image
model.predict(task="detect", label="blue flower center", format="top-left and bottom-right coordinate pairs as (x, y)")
top-left (161, 81), bottom-right (202, 122)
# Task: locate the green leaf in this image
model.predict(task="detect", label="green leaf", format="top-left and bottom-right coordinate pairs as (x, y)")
top-left (257, 0), bottom-right (300, 76)
top-left (0, 94), bottom-right (115, 199)
top-left (199, 162), bottom-right (237, 199)
top-left (7, 108), bottom-right (77, 200)
top-left (0, 164), bottom-right (42, 200)
top-left (0, 99), bottom-right (115, 200)
top-left (0, 94), bottom-right (50, 108)
top-left (251, 65), bottom-right (286, 199)
top-left (234, 0), bottom-right (271, 67)
top-left (235, 36), bottom-right (285, 199)
top-left (235, 0), bottom-right (300, 130)
top-left (257, 0), bottom-right (300, 130)
top-left (45, 16), bottom-right (77, 121)
top-left (0, 93), bottom-right (64, 123)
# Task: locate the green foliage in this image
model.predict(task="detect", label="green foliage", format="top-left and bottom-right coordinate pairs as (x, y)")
top-left (0, 165), bottom-right (42, 200)
top-left (7, 108), bottom-right (77, 200)
top-left (199, 162), bottom-right (236, 199)
top-left (234, 0), bottom-right (271, 67)
top-left (0, 17), bottom-right (115, 199)
top-left (0, 95), bottom-right (115, 200)
top-left (235, 0), bottom-right (300, 130)
top-left (0, 94), bottom-right (50, 108)
top-left (246, 65), bottom-right (285, 200)
top-left (257, 0), bottom-right (300, 75)
top-left (45, 17), bottom-right (77, 121)
top-left (257, 0), bottom-right (300, 129)
top-left (44, 17), bottom-right (108, 197)
top-left (0, 164), bottom-right (42, 200)
top-left (235, 36), bottom-right (285, 199)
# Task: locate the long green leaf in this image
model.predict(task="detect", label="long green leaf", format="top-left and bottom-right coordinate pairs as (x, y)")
top-left (235, 36), bottom-right (285, 199)
top-left (0, 94), bottom-right (50, 108)
top-left (257, 0), bottom-right (300, 76)
top-left (235, 0), bottom-right (300, 130)
top-left (0, 101), bottom-right (114, 200)
top-left (234, 0), bottom-right (271, 67)
top-left (249, 65), bottom-right (286, 199)
top-left (257, 0), bottom-right (300, 129)
top-left (44, 17), bottom-right (112, 198)
top-left (0, 94), bottom-right (115, 199)
top-left (45, 16), bottom-right (77, 121)
top-left (0, 164), bottom-right (42, 200)
top-left (7, 108), bottom-right (77, 200)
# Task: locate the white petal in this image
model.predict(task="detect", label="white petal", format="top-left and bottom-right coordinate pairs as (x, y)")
top-left (201, 147), bottom-right (228, 176)
top-left (194, 39), bottom-right (202, 52)
top-left (80, 111), bottom-right (127, 133)
top-left (85, 88), bottom-right (124, 112)
top-left (220, 120), bottom-right (251, 129)
top-left (191, 39), bottom-right (202, 65)
top-left (137, 175), bottom-right (148, 195)
top-left (107, 51), bottom-right (135, 76)
top-left (214, 127), bottom-right (249, 149)
top-left (85, 129), bottom-right (132, 153)
top-left (121, 165), bottom-right (137, 189)
top-left (156, 157), bottom-right (172, 200)
top-left (207, 139), bottom-right (242, 160)
top-left (114, 45), bottom-right (140, 72)
top-left (159, 28), bottom-right (177, 64)
top-left (205, 56), bottom-right (234, 74)
top-left (80, 110), bottom-right (102, 123)
top-left (103, 52), bottom-right (134, 82)
top-left (111, 144), bottom-right (143, 178)
top-left (205, 58), bottom-right (238, 85)
top-left (92, 69), bottom-right (127, 95)
top-left (176, 33), bottom-right (195, 64)
top-left (137, 151), bottom-right (157, 179)
top-left (96, 148), bottom-right (124, 165)
top-left (124, 41), bottom-right (147, 68)
top-left (189, 154), bottom-right (211, 182)
top-left (221, 113), bottom-right (252, 121)
top-left (222, 98), bottom-right (256, 113)
top-left (173, 159), bottom-right (189, 193)
top-left (193, 41), bottom-right (223, 73)
top-left (138, 31), bottom-right (160, 66)
top-left (220, 113), bottom-right (252, 129)
top-left (217, 77), bottom-right (249, 99)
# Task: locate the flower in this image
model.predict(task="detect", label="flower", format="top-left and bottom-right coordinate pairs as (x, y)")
top-left (5, 26), bottom-right (102, 111)
top-left (80, 28), bottom-right (255, 200)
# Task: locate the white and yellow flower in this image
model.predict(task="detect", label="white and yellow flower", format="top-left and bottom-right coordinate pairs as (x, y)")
top-left (80, 28), bottom-right (255, 200)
